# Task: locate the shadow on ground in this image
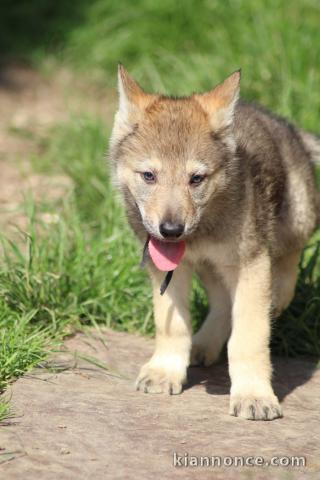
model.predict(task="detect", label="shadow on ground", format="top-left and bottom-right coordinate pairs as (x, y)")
top-left (186, 356), bottom-right (319, 403)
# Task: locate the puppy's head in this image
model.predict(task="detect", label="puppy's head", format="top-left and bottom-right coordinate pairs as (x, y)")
top-left (110, 65), bottom-right (240, 241)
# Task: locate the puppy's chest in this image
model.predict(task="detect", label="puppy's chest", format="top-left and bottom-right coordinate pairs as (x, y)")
top-left (185, 239), bottom-right (239, 271)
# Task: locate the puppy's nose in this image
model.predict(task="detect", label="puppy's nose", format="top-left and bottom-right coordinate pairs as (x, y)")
top-left (160, 222), bottom-right (184, 238)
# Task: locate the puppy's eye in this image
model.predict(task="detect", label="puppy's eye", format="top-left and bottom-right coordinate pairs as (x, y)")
top-left (190, 173), bottom-right (205, 185)
top-left (142, 171), bottom-right (156, 183)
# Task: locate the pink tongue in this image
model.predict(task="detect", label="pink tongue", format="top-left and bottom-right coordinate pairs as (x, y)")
top-left (148, 237), bottom-right (186, 272)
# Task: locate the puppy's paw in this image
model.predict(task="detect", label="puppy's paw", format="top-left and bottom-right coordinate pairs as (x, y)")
top-left (229, 395), bottom-right (282, 421)
top-left (190, 338), bottom-right (221, 367)
top-left (135, 360), bottom-right (186, 395)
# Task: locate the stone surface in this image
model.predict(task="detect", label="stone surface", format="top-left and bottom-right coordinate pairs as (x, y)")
top-left (1, 328), bottom-right (319, 479)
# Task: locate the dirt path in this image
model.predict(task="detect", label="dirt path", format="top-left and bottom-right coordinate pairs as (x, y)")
top-left (1, 328), bottom-right (320, 479)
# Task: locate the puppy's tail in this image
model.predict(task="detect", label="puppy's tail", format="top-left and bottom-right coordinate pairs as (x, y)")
top-left (299, 129), bottom-right (320, 165)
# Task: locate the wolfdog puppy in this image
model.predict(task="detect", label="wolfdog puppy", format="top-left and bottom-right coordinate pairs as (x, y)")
top-left (109, 65), bottom-right (320, 420)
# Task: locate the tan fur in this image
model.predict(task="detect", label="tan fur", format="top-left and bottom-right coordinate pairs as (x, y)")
top-left (136, 264), bottom-right (192, 394)
top-left (109, 66), bottom-right (319, 421)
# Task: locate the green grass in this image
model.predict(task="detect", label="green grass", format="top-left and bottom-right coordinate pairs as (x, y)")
top-left (0, 396), bottom-right (11, 423)
top-left (0, 305), bottom-right (52, 392)
top-left (2, 0), bottom-right (320, 129)
top-left (1, 0), bottom-right (320, 419)
top-left (64, 0), bottom-right (320, 124)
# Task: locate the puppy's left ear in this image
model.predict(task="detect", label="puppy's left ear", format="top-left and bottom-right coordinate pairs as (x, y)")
top-left (195, 70), bottom-right (241, 131)
top-left (117, 64), bottom-right (153, 122)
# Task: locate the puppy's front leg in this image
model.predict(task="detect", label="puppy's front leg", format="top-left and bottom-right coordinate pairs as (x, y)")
top-left (136, 265), bottom-right (192, 395)
top-left (228, 253), bottom-right (282, 420)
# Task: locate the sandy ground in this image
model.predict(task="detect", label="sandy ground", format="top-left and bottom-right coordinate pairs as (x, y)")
top-left (0, 64), bottom-right (319, 479)
top-left (1, 329), bottom-right (320, 479)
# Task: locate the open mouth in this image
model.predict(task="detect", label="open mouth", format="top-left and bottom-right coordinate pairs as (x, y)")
top-left (148, 236), bottom-right (186, 271)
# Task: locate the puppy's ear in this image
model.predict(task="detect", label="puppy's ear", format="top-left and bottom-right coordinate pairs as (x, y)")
top-left (195, 70), bottom-right (241, 130)
top-left (117, 64), bottom-right (153, 122)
